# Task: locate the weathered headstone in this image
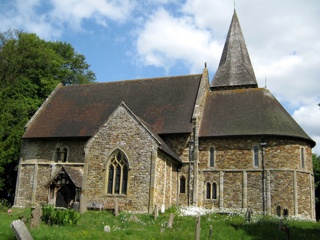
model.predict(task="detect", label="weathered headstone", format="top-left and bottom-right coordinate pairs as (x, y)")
top-left (11, 220), bottom-right (33, 240)
top-left (246, 208), bottom-right (253, 222)
top-left (154, 204), bottom-right (159, 219)
top-left (104, 225), bottom-right (111, 233)
top-left (129, 215), bottom-right (139, 222)
top-left (168, 213), bottom-right (175, 228)
top-left (30, 204), bottom-right (42, 228)
top-left (73, 201), bottom-right (80, 211)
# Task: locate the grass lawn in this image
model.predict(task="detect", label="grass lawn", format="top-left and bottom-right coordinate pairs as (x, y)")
top-left (1, 207), bottom-right (320, 240)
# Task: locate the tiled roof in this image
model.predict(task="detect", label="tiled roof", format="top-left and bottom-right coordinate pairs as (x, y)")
top-left (23, 74), bottom-right (202, 138)
top-left (200, 88), bottom-right (315, 146)
top-left (211, 11), bottom-right (257, 90)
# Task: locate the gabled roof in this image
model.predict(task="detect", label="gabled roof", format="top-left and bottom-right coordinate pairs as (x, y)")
top-left (23, 74), bottom-right (202, 138)
top-left (211, 11), bottom-right (257, 90)
top-left (200, 88), bottom-right (315, 147)
top-left (45, 166), bottom-right (83, 188)
top-left (87, 102), bottom-right (182, 164)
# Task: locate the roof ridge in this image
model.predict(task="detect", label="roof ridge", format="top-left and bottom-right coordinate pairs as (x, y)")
top-left (62, 73), bottom-right (203, 88)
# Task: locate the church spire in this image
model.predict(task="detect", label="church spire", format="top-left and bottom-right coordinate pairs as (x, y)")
top-left (211, 11), bottom-right (257, 90)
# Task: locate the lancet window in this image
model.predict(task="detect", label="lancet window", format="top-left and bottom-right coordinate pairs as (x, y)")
top-left (107, 150), bottom-right (129, 195)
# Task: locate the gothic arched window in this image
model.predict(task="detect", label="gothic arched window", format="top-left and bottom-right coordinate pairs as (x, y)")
top-left (106, 150), bottom-right (129, 195)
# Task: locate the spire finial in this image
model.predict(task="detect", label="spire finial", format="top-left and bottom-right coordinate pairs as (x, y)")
top-left (234, 0), bottom-right (236, 11)
top-left (205, 62), bottom-right (207, 68)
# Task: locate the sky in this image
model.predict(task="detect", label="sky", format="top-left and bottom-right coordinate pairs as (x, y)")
top-left (0, 0), bottom-right (319, 154)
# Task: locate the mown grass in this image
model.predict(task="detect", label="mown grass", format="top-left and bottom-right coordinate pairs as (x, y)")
top-left (1, 207), bottom-right (320, 240)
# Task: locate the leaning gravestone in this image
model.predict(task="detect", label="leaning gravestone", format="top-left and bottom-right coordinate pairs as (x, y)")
top-left (11, 220), bottom-right (33, 240)
top-left (30, 204), bottom-right (42, 228)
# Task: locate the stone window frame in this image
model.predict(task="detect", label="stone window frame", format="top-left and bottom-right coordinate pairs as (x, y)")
top-left (105, 149), bottom-right (129, 196)
top-left (252, 145), bottom-right (259, 168)
top-left (208, 147), bottom-right (215, 168)
top-left (300, 147), bottom-right (305, 169)
top-left (179, 175), bottom-right (186, 194)
top-left (205, 181), bottom-right (218, 200)
top-left (54, 146), bottom-right (69, 162)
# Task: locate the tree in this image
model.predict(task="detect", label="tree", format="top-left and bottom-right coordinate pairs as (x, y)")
top-left (313, 153), bottom-right (320, 220)
top-left (0, 30), bottom-right (95, 203)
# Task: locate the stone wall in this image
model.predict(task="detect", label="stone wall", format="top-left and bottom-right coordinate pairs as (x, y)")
top-left (198, 136), bottom-right (314, 218)
top-left (21, 138), bottom-right (87, 163)
top-left (84, 105), bottom-right (179, 212)
top-left (15, 138), bottom-right (86, 207)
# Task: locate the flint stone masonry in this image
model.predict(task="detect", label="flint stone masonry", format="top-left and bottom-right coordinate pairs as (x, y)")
top-left (83, 105), bottom-right (179, 212)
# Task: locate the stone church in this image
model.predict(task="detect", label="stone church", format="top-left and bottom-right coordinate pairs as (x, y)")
top-left (14, 11), bottom-right (316, 219)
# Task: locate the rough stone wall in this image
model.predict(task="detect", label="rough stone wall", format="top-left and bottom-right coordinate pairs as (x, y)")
top-left (155, 155), bottom-right (166, 208)
top-left (161, 134), bottom-right (190, 162)
top-left (35, 165), bottom-right (52, 203)
top-left (198, 136), bottom-right (314, 218)
top-left (297, 172), bottom-right (312, 217)
top-left (270, 171), bottom-right (294, 215)
top-left (21, 138), bottom-right (87, 163)
top-left (247, 172), bottom-right (262, 211)
top-left (15, 165), bottom-right (34, 206)
top-left (201, 171), bottom-right (220, 209)
top-left (224, 172), bottom-right (242, 208)
top-left (15, 138), bottom-right (86, 207)
top-left (84, 105), bottom-right (179, 212)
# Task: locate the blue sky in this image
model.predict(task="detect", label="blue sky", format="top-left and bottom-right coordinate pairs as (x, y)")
top-left (1, 0), bottom-right (320, 154)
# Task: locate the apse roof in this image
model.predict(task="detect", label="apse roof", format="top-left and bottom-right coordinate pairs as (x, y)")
top-left (200, 88), bottom-right (315, 146)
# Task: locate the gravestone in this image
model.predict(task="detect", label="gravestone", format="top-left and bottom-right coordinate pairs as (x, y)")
top-left (73, 202), bottom-right (80, 211)
top-left (104, 225), bottom-right (111, 232)
top-left (30, 205), bottom-right (42, 228)
top-left (168, 214), bottom-right (175, 228)
top-left (129, 215), bottom-right (139, 222)
top-left (11, 220), bottom-right (33, 240)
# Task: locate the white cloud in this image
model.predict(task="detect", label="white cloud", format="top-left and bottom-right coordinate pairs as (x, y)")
top-left (293, 105), bottom-right (320, 154)
top-left (135, 8), bottom-right (221, 73)
top-left (0, 0), bottom-right (135, 39)
top-left (49, 0), bottom-right (134, 30)
top-left (0, 0), bottom-right (60, 39)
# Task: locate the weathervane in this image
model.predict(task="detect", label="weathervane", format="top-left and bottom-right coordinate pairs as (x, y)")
top-left (234, 0), bottom-right (236, 10)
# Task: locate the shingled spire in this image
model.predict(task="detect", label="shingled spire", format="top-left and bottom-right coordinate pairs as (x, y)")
top-left (211, 11), bottom-right (257, 90)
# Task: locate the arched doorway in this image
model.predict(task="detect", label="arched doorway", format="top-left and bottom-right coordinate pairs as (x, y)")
top-left (56, 187), bottom-right (70, 208)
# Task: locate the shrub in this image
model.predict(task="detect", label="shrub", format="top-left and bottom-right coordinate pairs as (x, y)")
top-left (42, 205), bottom-right (80, 225)
top-left (0, 199), bottom-right (11, 212)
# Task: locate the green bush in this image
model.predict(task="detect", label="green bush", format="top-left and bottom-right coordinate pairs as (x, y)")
top-left (42, 205), bottom-right (80, 225)
top-left (0, 198), bottom-right (11, 212)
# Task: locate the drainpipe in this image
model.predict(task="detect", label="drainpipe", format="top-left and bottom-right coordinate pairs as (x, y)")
top-left (260, 137), bottom-right (267, 215)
